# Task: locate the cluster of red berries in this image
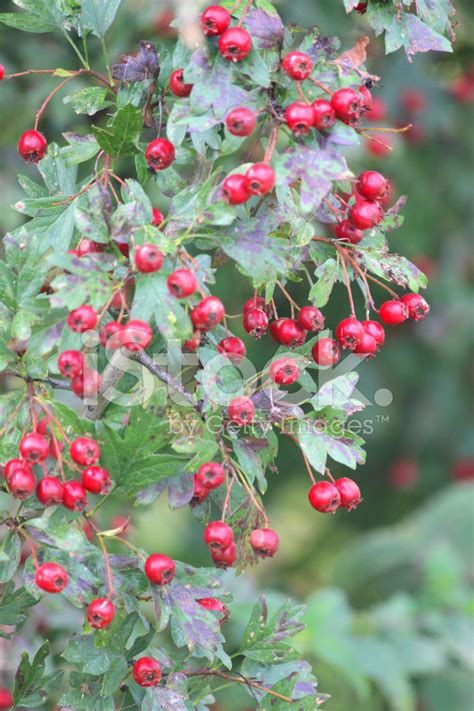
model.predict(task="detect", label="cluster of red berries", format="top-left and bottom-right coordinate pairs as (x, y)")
top-left (222, 162), bottom-right (275, 205)
top-left (308, 477), bottom-right (361, 513)
top-left (200, 6), bottom-right (252, 62)
top-left (203, 520), bottom-right (279, 567)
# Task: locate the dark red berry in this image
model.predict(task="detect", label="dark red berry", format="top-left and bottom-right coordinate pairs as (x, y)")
top-left (67, 305), bottom-right (97, 333)
top-left (269, 317), bottom-right (287, 343)
top-left (134, 244), bottom-right (164, 273)
top-left (196, 462), bottom-right (225, 490)
top-left (0, 65), bottom-right (4, 81)
top-left (211, 541), bottom-right (237, 568)
top-left (269, 357), bottom-right (299, 386)
top-left (145, 138), bottom-right (175, 171)
top-left (82, 466), bottom-right (111, 495)
top-left (36, 562), bottom-right (68, 593)
top-left (58, 350), bottom-right (84, 378)
top-left (225, 107), bottom-right (257, 136)
top-left (200, 5), bottom-right (231, 36)
top-left (354, 1), bottom-right (368, 14)
top-left (243, 307), bottom-right (268, 339)
top-left (348, 200), bottom-right (383, 230)
top-left (132, 657), bottom-right (162, 687)
top-left (243, 296), bottom-right (271, 315)
top-left (152, 207), bottom-right (164, 226)
top-left (308, 481), bottom-right (341, 513)
top-left (204, 521), bottom-right (234, 551)
top-left (379, 300), bottom-right (408, 325)
top-left (99, 321), bottom-right (122, 349)
top-left (70, 437), bottom-right (100, 466)
top-left (297, 305), bottom-right (324, 332)
top-left (218, 27), bottom-right (252, 62)
top-left (400, 293), bottom-right (430, 320)
top-left (36, 476), bottom-right (64, 505)
top-left (18, 129), bottom-right (47, 162)
top-left (8, 468), bottom-right (35, 499)
top-left (228, 396), bottom-right (255, 426)
top-left (353, 331), bottom-right (377, 357)
top-left (285, 102), bottom-right (315, 135)
top-left (222, 173), bottom-right (252, 204)
top-left (249, 528), bottom-right (279, 558)
top-left (359, 84), bottom-right (372, 110)
top-left (336, 317), bottom-right (364, 350)
top-left (357, 171), bottom-right (389, 201)
top-left (119, 320), bottom-right (153, 351)
top-left (218, 336), bottom-right (246, 362)
top-left (76, 239), bottom-right (103, 256)
top-left (197, 597), bottom-right (228, 622)
top-left (183, 331), bottom-right (201, 353)
top-left (20, 433), bottom-right (49, 462)
top-left (192, 474), bottom-right (209, 505)
top-left (87, 597), bottom-right (115, 629)
top-left (0, 688), bottom-right (12, 710)
top-left (312, 99), bottom-right (336, 130)
top-left (167, 269), bottom-right (197, 298)
top-left (190, 296), bottom-right (225, 331)
top-left (245, 163), bottom-right (275, 196)
top-left (335, 477), bottom-right (362, 510)
top-left (361, 320), bottom-right (385, 348)
top-left (335, 219), bottom-right (364, 244)
top-left (312, 338), bottom-right (340, 366)
top-left (282, 52), bottom-right (313, 80)
top-left (169, 68), bottom-right (193, 97)
top-left (71, 368), bottom-right (102, 397)
top-left (4, 459), bottom-right (32, 483)
top-left (277, 319), bottom-right (306, 348)
top-left (331, 88), bottom-right (361, 121)
top-left (63, 481), bottom-right (88, 511)
top-left (145, 553), bottom-right (176, 585)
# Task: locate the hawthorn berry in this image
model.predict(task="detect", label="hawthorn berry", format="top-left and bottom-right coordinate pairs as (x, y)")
top-left (245, 163), bottom-right (275, 196)
top-left (353, 331), bottom-right (377, 357)
top-left (35, 562), bottom-right (68, 593)
top-left (361, 320), bottom-right (385, 348)
top-left (308, 481), bottom-right (341, 513)
top-left (167, 269), bottom-right (197, 298)
top-left (183, 331), bottom-right (201, 353)
top-left (87, 598), bottom-right (115, 629)
top-left (244, 295), bottom-right (272, 316)
top-left (348, 200), bottom-right (383, 230)
top-left (99, 321), bottom-right (122, 348)
top-left (218, 336), bottom-right (246, 362)
top-left (67, 305), bottom-right (98, 333)
top-left (145, 553), bottom-right (176, 585)
top-left (297, 305), bottom-right (324, 332)
top-left (211, 541), bottom-right (237, 568)
top-left (197, 597), bottom-right (229, 622)
top-left (312, 99), bottom-right (336, 130)
top-left (0, 65), bottom-right (5, 82)
top-left (4, 459), bottom-right (32, 483)
top-left (222, 173), bottom-right (251, 204)
top-left (281, 51), bottom-right (313, 80)
top-left (145, 138), bottom-right (175, 171)
top-left (63, 480), bottom-right (88, 511)
top-left (76, 239), bottom-right (103, 256)
top-left (249, 528), bottom-right (279, 558)
top-left (334, 477), bottom-right (362, 510)
top-left (70, 437), bottom-right (100, 466)
top-left (312, 338), bottom-right (341, 366)
top-left (335, 219), bottom-right (364, 244)
top-left (204, 521), bottom-right (234, 551)
top-left (400, 292), bottom-right (430, 320)
top-left (218, 27), bottom-right (252, 62)
top-left (58, 349), bottom-right (84, 378)
top-left (285, 102), bottom-right (315, 135)
top-left (18, 129), bottom-right (47, 162)
top-left (243, 307), bottom-right (268, 338)
top-left (82, 466), bottom-right (112, 495)
top-left (152, 207), bottom-right (164, 226)
top-left (132, 657), bottom-right (162, 687)
top-left (190, 296), bottom-right (225, 331)
top-left (269, 357), bottom-right (299, 386)
top-left (119, 320), bottom-right (153, 351)
top-left (269, 317), bottom-right (287, 343)
top-left (71, 368), bottom-right (102, 397)
top-left (225, 107), bottom-right (257, 136)
top-left (200, 5), bottom-right (231, 36)
top-left (20, 432), bottom-right (49, 463)
top-left (336, 317), bottom-right (364, 350)
top-left (8, 467), bottom-right (35, 500)
top-left (134, 244), bottom-right (164, 273)
top-left (357, 171), bottom-right (389, 201)
top-left (36, 476), bottom-right (64, 506)
top-left (169, 68), bottom-right (193, 97)
top-left (359, 84), bottom-right (372, 109)
top-left (196, 462), bottom-right (225, 490)
top-left (228, 396), bottom-right (255, 426)
top-left (277, 318), bottom-right (306, 348)
top-left (379, 300), bottom-right (408, 325)
top-left (0, 688), bottom-right (12, 710)
top-left (192, 474), bottom-right (209, 505)
top-left (331, 88), bottom-right (361, 121)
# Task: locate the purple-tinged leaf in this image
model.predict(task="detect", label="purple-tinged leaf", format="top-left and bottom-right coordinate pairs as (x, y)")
top-left (244, 8), bottom-right (284, 49)
top-left (112, 40), bottom-right (160, 82)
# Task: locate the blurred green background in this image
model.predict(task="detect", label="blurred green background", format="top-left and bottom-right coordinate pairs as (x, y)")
top-left (0, 1), bottom-right (473, 709)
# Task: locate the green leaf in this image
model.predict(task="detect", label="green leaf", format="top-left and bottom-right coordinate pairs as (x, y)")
top-left (93, 104), bottom-right (143, 158)
top-left (81, 0), bottom-right (123, 37)
top-left (64, 86), bottom-right (111, 116)
top-left (0, 582), bottom-right (37, 627)
top-left (309, 258), bottom-right (338, 307)
top-left (0, 533), bottom-right (21, 583)
top-left (13, 641), bottom-right (63, 708)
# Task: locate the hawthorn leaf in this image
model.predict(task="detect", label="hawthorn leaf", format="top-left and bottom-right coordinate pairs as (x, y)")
top-left (309, 258), bottom-right (338, 307)
top-left (243, 7), bottom-right (284, 49)
top-left (93, 104), bottom-right (143, 158)
top-left (113, 40), bottom-right (160, 82)
top-left (81, 0), bottom-right (123, 37)
top-left (75, 183), bottom-right (113, 243)
top-left (63, 86), bottom-right (111, 116)
top-left (0, 582), bottom-right (37, 627)
top-left (62, 133), bottom-right (101, 166)
top-left (13, 641), bottom-right (63, 709)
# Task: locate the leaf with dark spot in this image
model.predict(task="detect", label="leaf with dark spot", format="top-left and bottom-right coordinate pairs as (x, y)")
top-left (112, 40), bottom-right (160, 82)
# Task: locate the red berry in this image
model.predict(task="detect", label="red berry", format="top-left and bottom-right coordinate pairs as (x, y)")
top-left (308, 481), bottom-right (341, 513)
top-left (36, 477), bottom-right (64, 505)
top-left (119, 320), bottom-right (153, 351)
top-left (269, 317), bottom-right (287, 343)
top-left (359, 85), bottom-right (372, 110)
top-left (243, 296), bottom-right (271, 315)
top-left (145, 138), bottom-right (175, 171)
top-left (192, 474), bottom-right (209, 505)
top-left (196, 462), bottom-right (225, 490)
top-left (167, 269), bottom-right (197, 298)
top-left (35, 562), bottom-right (68, 593)
top-left (243, 307), bottom-right (268, 339)
top-left (71, 368), bottom-right (102, 397)
top-left (297, 305), bottom-right (324, 332)
top-left (183, 331), bottom-right (201, 353)
top-left (8, 468), bottom-right (35, 500)
top-left (169, 68), bottom-right (193, 97)
top-left (18, 129), bottom-right (47, 162)
top-left (99, 321), bottom-right (122, 348)
top-left (218, 27), bottom-right (252, 62)
top-left (379, 300), bottom-right (408, 325)
top-left (58, 350), bottom-right (84, 378)
top-left (0, 688), bottom-right (12, 710)
top-left (0, 65), bottom-right (5, 82)
top-left (82, 466), bottom-right (111, 495)
top-left (361, 320), bottom-right (385, 348)
top-left (20, 433), bottom-right (49, 463)
top-left (282, 52), bottom-right (313, 81)
top-left (134, 244), bottom-right (164, 273)
top-left (285, 102), bottom-right (315, 135)
top-left (336, 317), bottom-right (364, 350)
top-left (312, 99), bottom-right (336, 130)
top-left (222, 173), bottom-right (252, 204)
top-left (200, 5), bottom-right (231, 36)
top-left (228, 396), bottom-right (255, 426)
top-left (269, 357), bottom-right (299, 386)
top-left (132, 657), bottom-right (162, 687)
top-left (225, 107), bottom-right (257, 137)
top-left (245, 163), bottom-right (275, 196)
top-left (204, 521), bottom-right (234, 551)
top-left (197, 597), bottom-right (228, 622)
top-left (335, 477), bottom-right (362, 510)
top-left (118, 242), bottom-right (130, 257)
top-left (354, 2), bottom-right (368, 14)
top-left (348, 200), bottom-right (383, 230)
top-left (152, 207), bottom-right (164, 226)
top-left (70, 437), bottom-right (100, 466)
top-left (365, 96), bottom-right (387, 122)
top-left (331, 88), bottom-right (361, 120)
top-left (87, 597), bottom-right (115, 629)
top-left (400, 293), bottom-right (430, 321)
top-left (353, 331), bottom-right (377, 357)
top-left (190, 296), bottom-right (225, 331)
top-left (367, 135), bottom-right (393, 157)
top-left (312, 338), bottom-right (340, 366)
top-left (63, 480), bottom-right (88, 511)
top-left (67, 305), bottom-right (98, 333)
top-left (357, 171), bottom-right (389, 201)
top-left (211, 541), bottom-right (237, 568)
top-left (335, 219), bottom-right (364, 244)
top-left (76, 239), bottom-right (103, 256)
top-left (218, 336), bottom-right (246, 362)
top-left (249, 528), bottom-right (279, 558)
top-left (277, 318), bottom-right (306, 348)
top-left (145, 553), bottom-right (176, 585)
top-left (4, 459), bottom-right (32, 483)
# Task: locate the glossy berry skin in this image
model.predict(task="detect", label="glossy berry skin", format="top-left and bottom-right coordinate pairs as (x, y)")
top-left (197, 597), bottom-right (228, 622)
top-left (228, 396), bottom-right (255, 426)
top-left (36, 562), bottom-right (68, 593)
top-left (312, 338), bottom-right (340, 366)
top-left (190, 296), bottom-right (225, 331)
top-left (36, 477), bottom-right (64, 506)
top-left (348, 200), bottom-right (383, 230)
top-left (357, 171), bottom-right (389, 201)
top-left (335, 219), bottom-right (364, 244)
top-left (312, 99), bottom-right (336, 130)
top-left (285, 102), bottom-right (315, 135)
top-left (297, 305), bottom-right (324, 332)
top-left (331, 88), bottom-right (361, 120)
top-left (0, 65), bottom-right (5, 81)
top-left (379, 300), bottom-right (408, 325)
top-left (308, 481), bottom-right (341, 513)
top-left (152, 207), bottom-right (164, 227)
top-left (269, 317), bottom-right (287, 343)
top-left (277, 319), bottom-right (306, 349)
top-left (334, 477), bottom-right (362, 510)
top-left (204, 521), bottom-right (234, 551)
top-left (145, 138), bottom-right (175, 171)
top-left (18, 129), bottom-right (47, 162)
top-left (192, 475), bottom-right (209, 505)
top-left (145, 553), bottom-right (176, 585)
top-left (132, 657), bottom-right (162, 687)
top-left (87, 598), bottom-right (115, 629)
top-left (99, 321), bottom-right (122, 348)
top-left (245, 163), bottom-right (275, 196)
top-left (200, 5), bottom-right (231, 36)
top-left (218, 27), bottom-right (252, 62)
top-left (4, 458), bottom-right (32, 483)
top-left (362, 320), bottom-right (385, 348)
top-left (250, 528), bottom-right (279, 558)
top-left (359, 84), bottom-right (372, 109)
top-left (353, 331), bottom-right (377, 357)
top-left (71, 368), bottom-right (102, 397)
top-left (20, 433), bottom-right (49, 463)
top-left (58, 350), bottom-right (84, 378)
top-left (82, 466), bottom-right (111, 495)
top-left (336, 317), bottom-right (364, 350)
top-left (8, 468), bottom-right (35, 500)
top-left (400, 292), bottom-right (430, 320)
top-left (243, 295), bottom-right (271, 316)
top-left (269, 357), bottom-right (299, 386)
top-left (167, 269), bottom-right (197, 298)
top-left (120, 320), bottom-right (153, 351)
top-left (218, 336), bottom-right (246, 362)
top-left (70, 437), bottom-right (100, 466)
top-left (226, 107), bottom-right (257, 136)
top-left (169, 68), bottom-right (193, 97)
top-left (212, 541), bottom-right (237, 568)
top-left (222, 173), bottom-right (251, 204)
top-left (243, 308), bottom-right (268, 339)
top-left (0, 688), bottom-right (12, 710)
top-left (67, 305), bottom-right (98, 333)
top-left (282, 51), bottom-right (313, 80)
top-left (63, 481), bottom-right (88, 511)
top-left (134, 244), bottom-right (164, 273)
top-left (196, 462), bottom-right (225, 490)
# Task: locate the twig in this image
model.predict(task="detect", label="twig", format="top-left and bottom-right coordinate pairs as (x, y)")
top-left (133, 351), bottom-right (201, 413)
top-left (185, 669), bottom-right (294, 703)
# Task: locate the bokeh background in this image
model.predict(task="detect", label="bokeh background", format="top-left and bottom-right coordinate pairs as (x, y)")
top-left (0, 1), bottom-right (473, 709)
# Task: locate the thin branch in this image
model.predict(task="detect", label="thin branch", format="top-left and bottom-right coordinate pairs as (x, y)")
top-left (185, 669), bottom-right (294, 703)
top-left (133, 351), bottom-right (202, 413)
